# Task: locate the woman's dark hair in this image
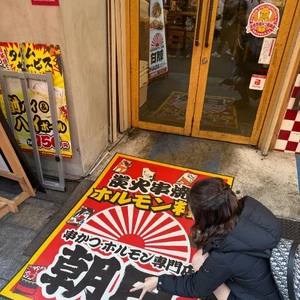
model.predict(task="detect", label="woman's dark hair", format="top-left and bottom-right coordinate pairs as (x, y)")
top-left (187, 177), bottom-right (244, 248)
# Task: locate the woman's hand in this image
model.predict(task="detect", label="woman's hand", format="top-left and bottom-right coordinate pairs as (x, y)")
top-left (129, 276), bottom-right (159, 299)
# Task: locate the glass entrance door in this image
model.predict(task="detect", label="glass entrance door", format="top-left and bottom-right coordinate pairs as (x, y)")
top-left (131, 0), bottom-right (294, 144)
top-left (136, 0), bottom-right (199, 134)
top-left (191, 0), bottom-right (288, 143)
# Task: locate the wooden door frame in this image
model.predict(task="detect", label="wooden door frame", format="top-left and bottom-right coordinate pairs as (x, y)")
top-left (129, 0), bottom-right (298, 148)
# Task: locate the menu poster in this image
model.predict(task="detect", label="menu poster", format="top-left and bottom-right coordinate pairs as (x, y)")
top-left (149, 0), bottom-right (168, 79)
top-left (0, 42), bottom-right (72, 158)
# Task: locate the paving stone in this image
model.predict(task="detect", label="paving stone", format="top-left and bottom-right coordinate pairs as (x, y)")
top-left (0, 223), bottom-right (37, 258)
top-left (0, 177), bottom-right (79, 204)
top-left (0, 255), bottom-right (28, 281)
top-left (0, 279), bottom-right (8, 292)
top-left (220, 144), bottom-right (300, 220)
top-left (4, 201), bottom-right (59, 231)
top-left (25, 197), bottom-right (60, 208)
top-left (23, 179), bottom-right (94, 257)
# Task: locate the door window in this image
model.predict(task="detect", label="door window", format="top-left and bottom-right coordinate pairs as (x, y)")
top-left (199, 0), bottom-right (285, 137)
top-left (139, 0), bottom-right (196, 128)
top-left (134, 0), bottom-right (290, 143)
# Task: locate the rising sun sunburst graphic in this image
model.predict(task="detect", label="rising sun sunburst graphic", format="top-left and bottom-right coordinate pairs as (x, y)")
top-left (79, 204), bottom-right (191, 262)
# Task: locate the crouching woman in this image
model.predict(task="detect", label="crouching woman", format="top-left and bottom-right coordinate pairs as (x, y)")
top-left (130, 177), bottom-right (282, 299)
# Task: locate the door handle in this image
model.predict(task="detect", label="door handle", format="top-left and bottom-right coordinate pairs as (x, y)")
top-left (194, 0), bottom-right (203, 47)
top-left (205, 0), bottom-right (214, 48)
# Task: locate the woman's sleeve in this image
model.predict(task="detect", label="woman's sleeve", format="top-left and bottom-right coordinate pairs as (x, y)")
top-left (157, 254), bottom-right (233, 298)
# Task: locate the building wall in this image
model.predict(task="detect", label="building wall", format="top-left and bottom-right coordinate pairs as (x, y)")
top-left (0, 0), bottom-right (108, 177)
top-left (274, 74), bottom-right (300, 154)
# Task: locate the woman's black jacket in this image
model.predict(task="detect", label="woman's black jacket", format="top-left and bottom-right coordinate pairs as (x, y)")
top-left (157, 196), bottom-right (282, 300)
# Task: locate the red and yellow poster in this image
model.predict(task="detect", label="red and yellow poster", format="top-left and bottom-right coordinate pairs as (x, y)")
top-left (1, 154), bottom-right (233, 300)
top-left (0, 42), bottom-right (72, 158)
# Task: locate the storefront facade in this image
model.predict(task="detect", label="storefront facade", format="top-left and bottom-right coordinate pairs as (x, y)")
top-left (0, 0), bottom-right (109, 177)
top-left (0, 0), bottom-right (299, 180)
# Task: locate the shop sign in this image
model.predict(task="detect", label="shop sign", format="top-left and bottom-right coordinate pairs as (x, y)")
top-left (258, 37), bottom-right (276, 65)
top-left (149, 0), bottom-right (168, 79)
top-left (31, 0), bottom-right (59, 6)
top-left (0, 42), bottom-right (72, 158)
top-left (246, 3), bottom-right (280, 37)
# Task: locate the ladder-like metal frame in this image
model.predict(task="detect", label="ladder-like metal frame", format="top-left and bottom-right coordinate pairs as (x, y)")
top-left (0, 69), bottom-right (65, 191)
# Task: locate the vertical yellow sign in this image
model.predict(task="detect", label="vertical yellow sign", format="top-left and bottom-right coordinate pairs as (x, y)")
top-left (0, 42), bottom-right (72, 158)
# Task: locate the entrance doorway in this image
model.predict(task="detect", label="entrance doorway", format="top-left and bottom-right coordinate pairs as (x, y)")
top-left (131, 0), bottom-right (295, 145)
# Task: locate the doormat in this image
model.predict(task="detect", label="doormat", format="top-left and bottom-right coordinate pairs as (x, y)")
top-left (202, 95), bottom-right (238, 129)
top-left (150, 92), bottom-right (238, 129)
top-left (1, 153), bottom-right (234, 300)
top-left (150, 92), bottom-right (187, 126)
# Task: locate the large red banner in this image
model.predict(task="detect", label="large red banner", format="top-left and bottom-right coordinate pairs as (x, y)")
top-left (1, 153), bottom-right (233, 300)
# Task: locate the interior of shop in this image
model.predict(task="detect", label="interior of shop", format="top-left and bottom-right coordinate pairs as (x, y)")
top-left (138, 0), bottom-right (281, 137)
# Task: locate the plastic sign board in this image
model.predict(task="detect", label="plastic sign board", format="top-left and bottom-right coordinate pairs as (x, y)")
top-left (0, 153), bottom-right (233, 300)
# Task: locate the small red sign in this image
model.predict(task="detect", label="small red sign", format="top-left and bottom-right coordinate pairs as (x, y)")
top-left (255, 79), bottom-right (261, 85)
top-left (31, 0), bottom-right (59, 6)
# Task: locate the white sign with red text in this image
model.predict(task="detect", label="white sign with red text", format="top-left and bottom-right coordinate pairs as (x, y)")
top-left (258, 37), bottom-right (276, 65)
top-left (249, 74), bottom-right (267, 90)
